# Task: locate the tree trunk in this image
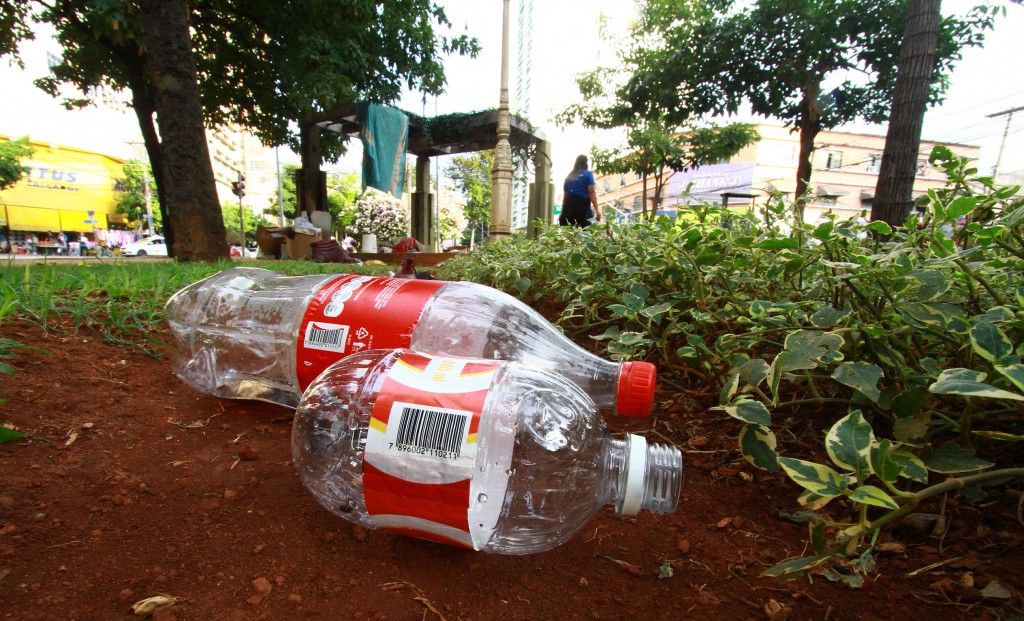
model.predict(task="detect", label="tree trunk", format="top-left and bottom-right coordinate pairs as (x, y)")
top-left (794, 78), bottom-right (822, 225)
top-left (125, 60), bottom-right (170, 248)
top-left (138, 0), bottom-right (226, 261)
top-left (871, 0), bottom-right (942, 227)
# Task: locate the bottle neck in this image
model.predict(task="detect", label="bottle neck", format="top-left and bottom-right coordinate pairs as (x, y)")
top-left (600, 434), bottom-right (682, 516)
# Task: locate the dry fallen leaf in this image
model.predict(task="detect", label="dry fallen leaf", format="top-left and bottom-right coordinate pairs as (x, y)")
top-left (764, 598), bottom-right (790, 621)
top-left (131, 594), bottom-right (179, 616)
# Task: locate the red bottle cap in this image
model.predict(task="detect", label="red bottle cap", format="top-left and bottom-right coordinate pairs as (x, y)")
top-left (616, 361), bottom-right (657, 417)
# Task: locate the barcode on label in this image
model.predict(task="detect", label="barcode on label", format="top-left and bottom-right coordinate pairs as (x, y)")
top-left (395, 406), bottom-right (468, 458)
top-left (304, 322), bottom-right (348, 352)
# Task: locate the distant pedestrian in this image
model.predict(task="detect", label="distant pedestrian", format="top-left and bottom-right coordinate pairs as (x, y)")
top-left (25, 232), bottom-right (37, 254)
top-left (57, 231), bottom-right (68, 252)
top-left (560, 155), bottom-right (601, 228)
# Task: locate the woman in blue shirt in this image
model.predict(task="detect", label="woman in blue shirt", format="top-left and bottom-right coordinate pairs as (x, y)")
top-left (560, 155), bottom-right (601, 227)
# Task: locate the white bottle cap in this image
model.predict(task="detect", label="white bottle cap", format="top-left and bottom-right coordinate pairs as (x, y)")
top-left (620, 433), bottom-right (648, 516)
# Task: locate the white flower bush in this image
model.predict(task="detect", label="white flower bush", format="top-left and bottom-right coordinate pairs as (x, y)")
top-left (352, 188), bottom-right (409, 244)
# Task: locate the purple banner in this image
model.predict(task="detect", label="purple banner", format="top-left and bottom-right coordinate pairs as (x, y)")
top-left (667, 163), bottom-right (754, 203)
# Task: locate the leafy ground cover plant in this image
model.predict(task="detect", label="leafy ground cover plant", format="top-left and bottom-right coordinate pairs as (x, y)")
top-left (440, 147), bottom-right (1024, 586)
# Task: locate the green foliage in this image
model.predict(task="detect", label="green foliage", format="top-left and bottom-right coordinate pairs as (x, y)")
top-left (327, 172), bottom-right (361, 235)
top-left (447, 150), bottom-right (493, 242)
top-left (612, 0), bottom-right (998, 210)
top-left (9, 1), bottom-right (479, 159)
top-left (221, 202), bottom-right (273, 246)
top-left (0, 135), bottom-right (34, 191)
top-left (116, 160), bottom-right (161, 230)
top-left (442, 147), bottom-right (1024, 584)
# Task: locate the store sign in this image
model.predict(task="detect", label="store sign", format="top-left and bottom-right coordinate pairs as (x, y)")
top-left (667, 163), bottom-right (754, 204)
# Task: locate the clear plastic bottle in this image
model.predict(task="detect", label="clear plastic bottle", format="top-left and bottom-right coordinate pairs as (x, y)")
top-left (165, 267), bottom-right (656, 417)
top-left (291, 349), bottom-right (682, 554)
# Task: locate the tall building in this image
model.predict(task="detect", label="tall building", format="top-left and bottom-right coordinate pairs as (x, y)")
top-left (511, 0), bottom-right (535, 230)
top-left (593, 124), bottom-right (981, 223)
top-left (208, 126), bottom-right (280, 218)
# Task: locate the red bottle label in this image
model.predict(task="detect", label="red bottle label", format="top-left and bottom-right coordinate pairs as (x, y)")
top-left (362, 352), bottom-right (509, 550)
top-left (295, 275), bottom-right (445, 390)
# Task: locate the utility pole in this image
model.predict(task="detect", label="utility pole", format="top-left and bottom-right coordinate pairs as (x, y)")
top-left (231, 171), bottom-right (246, 249)
top-left (987, 105), bottom-right (1024, 182)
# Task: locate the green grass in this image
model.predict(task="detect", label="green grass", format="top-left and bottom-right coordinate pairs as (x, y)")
top-left (0, 257), bottom-right (391, 357)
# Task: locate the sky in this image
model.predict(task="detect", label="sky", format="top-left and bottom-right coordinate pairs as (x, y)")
top-left (1, 0), bottom-right (1022, 184)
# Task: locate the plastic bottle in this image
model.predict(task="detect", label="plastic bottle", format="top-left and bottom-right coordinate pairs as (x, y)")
top-left (291, 349), bottom-right (682, 554)
top-left (165, 267), bottom-right (656, 417)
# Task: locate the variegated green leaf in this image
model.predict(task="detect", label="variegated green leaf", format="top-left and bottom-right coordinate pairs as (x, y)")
top-left (995, 363), bottom-right (1024, 392)
top-left (832, 362), bottom-right (883, 403)
top-left (825, 411), bottom-right (874, 473)
top-left (768, 350), bottom-right (790, 403)
top-left (739, 424), bottom-right (779, 471)
top-left (908, 269), bottom-right (950, 301)
top-left (719, 371), bottom-right (740, 405)
top-left (971, 322), bottom-right (1013, 363)
top-left (922, 442), bottom-right (994, 474)
top-left (717, 399), bottom-right (771, 426)
top-left (617, 332), bottom-right (651, 346)
top-left (640, 301), bottom-right (674, 319)
top-left (798, 489), bottom-right (835, 511)
top-left (890, 450), bottom-right (928, 483)
top-left (762, 554), bottom-right (833, 580)
top-left (868, 440), bottom-right (901, 483)
top-left (976, 306), bottom-right (1015, 323)
top-left (900, 302), bottom-right (962, 328)
top-left (810, 305), bottom-right (850, 328)
top-left (930, 368), bottom-right (1024, 402)
top-left (848, 485), bottom-right (899, 510)
top-left (780, 330), bottom-right (845, 372)
top-left (736, 358), bottom-right (770, 388)
top-left (778, 457), bottom-right (849, 498)
top-left (945, 196), bottom-right (977, 220)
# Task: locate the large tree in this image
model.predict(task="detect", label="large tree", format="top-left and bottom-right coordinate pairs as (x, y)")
top-left (0, 136), bottom-right (34, 191)
top-left (622, 0), bottom-right (995, 222)
top-left (138, 0), bottom-right (225, 259)
top-left (0, 0), bottom-right (477, 260)
top-left (871, 0), bottom-right (974, 227)
top-left (556, 11), bottom-right (760, 219)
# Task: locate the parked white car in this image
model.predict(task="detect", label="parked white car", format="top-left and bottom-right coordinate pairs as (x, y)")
top-left (121, 236), bottom-right (167, 257)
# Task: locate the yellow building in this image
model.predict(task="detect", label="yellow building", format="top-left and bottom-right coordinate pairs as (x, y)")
top-left (594, 124), bottom-right (981, 223)
top-left (0, 136), bottom-right (129, 236)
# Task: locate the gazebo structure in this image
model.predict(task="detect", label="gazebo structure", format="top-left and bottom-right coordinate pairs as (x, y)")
top-left (299, 104), bottom-right (553, 251)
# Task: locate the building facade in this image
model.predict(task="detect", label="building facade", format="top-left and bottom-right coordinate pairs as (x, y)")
top-left (593, 124), bottom-right (981, 223)
top-left (0, 135), bottom-right (135, 250)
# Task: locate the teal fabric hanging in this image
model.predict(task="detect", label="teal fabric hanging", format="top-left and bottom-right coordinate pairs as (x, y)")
top-left (356, 103), bottom-right (409, 198)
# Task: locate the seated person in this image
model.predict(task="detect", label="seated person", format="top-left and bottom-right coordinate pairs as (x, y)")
top-left (391, 235), bottom-right (424, 253)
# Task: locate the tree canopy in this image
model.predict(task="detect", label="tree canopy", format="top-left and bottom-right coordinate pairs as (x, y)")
top-left (0, 0), bottom-right (478, 260)
top-left (619, 0), bottom-right (997, 220)
top-left (0, 136), bottom-right (34, 192)
top-left (556, 12), bottom-right (760, 219)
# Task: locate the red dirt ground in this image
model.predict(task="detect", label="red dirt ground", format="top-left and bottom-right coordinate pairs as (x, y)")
top-left (1, 320), bottom-right (1022, 621)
